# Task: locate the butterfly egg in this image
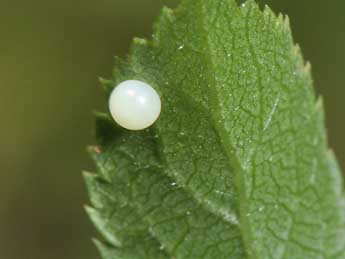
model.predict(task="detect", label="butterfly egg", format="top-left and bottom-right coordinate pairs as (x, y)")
top-left (108, 80), bottom-right (161, 130)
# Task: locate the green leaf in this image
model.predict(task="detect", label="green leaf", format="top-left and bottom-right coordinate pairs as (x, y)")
top-left (85, 0), bottom-right (345, 258)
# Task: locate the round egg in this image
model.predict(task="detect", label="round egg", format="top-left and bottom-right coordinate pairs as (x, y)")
top-left (108, 80), bottom-right (161, 130)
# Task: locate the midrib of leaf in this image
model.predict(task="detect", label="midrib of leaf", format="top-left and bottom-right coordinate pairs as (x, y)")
top-left (147, 0), bottom-right (241, 225)
top-left (157, 1), bottom-right (271, 257)
top-left (196, 1), bottom-right (254, 257)
top-left (196, 2), bottom-right (303, 258)
top-left (145, 0), bottom-right (257, 256)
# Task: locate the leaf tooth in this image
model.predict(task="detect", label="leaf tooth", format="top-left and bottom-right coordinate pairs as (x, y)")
top-left (326, 149), bottom-right (345, 198)
top-left (111, 57), bottom-right (134, 86)
top-left (263, 4), bottom-right (294, 47)
top-left (243, 0), bottom-right (260, 12)
top-left (314, 96), bottom-right (326, 131)
top-left (99, 77), bottom-right (111, 85)
top-left (283, 14), bottom-right (292, 34)
top-left (327, 149), bottom-right (341, 169)
top-left (263, 4), bottom-right (274, 15)
top-left (87, 145), bottom-right (102, 158)
top-left (303, 61), bottom-right (312, 75)
top-left (291, 43), bottom-right (307, 71)
top-left (93, 111), bottom-right (113, 123)
top-left (83, 171), bottom-right (114, 207)
top-left (99, 77), bottom-right (114, 93)
top-left (262, 4), bottom-right (279, 27)
top-left (293, 43), bottom-right (302, 57)
top-left (153, 5), bottom-right (175, 43)
top-left (93, 111), bottom-right (112, 124)
top-left (87, 151), bottom-right (114, 183)
top-left (301, 61), bottom-right (314, 92)
top-left (161, 6), bottom-right (174, 18)
top-left (83, 170), bottom-right (101, 196)
top-left (92, 239), bottom-right (108, 255)
top-left (276, 11), bottom-right (284, 23)
top-left (244, 0), bottom-right (257, 7)
top-left (130, 38), bottom-right (155, 69)
top-left (87, 147), bottom-right (113, 183)
top-left (133, 37), bottom-right (148, 46)
top-left (315, 95), bottom-right (325, 115)
top-left (93, 238), bottom-right (123, 259)
top-left (85, 206), bottom-right (122, 248)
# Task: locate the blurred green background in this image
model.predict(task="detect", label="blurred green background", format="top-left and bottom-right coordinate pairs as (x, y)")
top-left (0, 0), bottom-right (343, 258)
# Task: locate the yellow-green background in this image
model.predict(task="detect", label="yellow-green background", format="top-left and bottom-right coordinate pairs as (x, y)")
top-left (0, 0), bottom-right (343, 258)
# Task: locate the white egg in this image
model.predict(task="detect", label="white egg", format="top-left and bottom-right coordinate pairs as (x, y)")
top-left (108, 80), bottom-right (161, 130)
